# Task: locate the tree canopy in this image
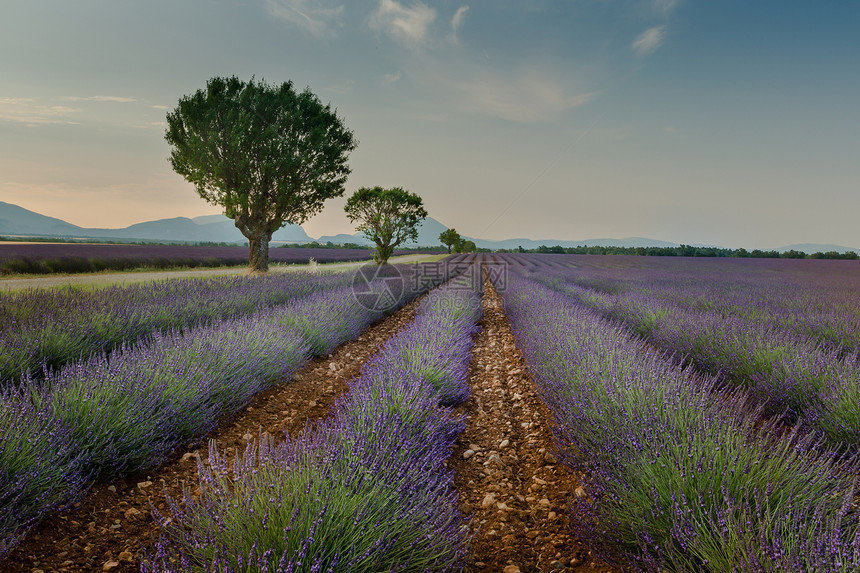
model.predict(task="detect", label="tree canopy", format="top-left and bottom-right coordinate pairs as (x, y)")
top-left (165, 76), bottom-right (357, 272)
top-left (439, 228), bottom-right (461, 254)
top-left (344, 186), bottom-right (428, 264)
top-left (457, 239), bottom-right (477, 253)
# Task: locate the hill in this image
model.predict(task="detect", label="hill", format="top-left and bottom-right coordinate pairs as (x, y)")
top-left (0, 201), bottom-right (84, 236)
top-left (12, 201), bottom-right (840, 252)
top-left (777, 243), bottom-right (860, 254)
top-left (0, 202), bottom-right (311, 244)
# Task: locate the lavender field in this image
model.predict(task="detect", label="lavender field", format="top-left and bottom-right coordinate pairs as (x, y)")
top-left (0, 255), bottom-right (477, 562)
top-left (493, 254), bottom-right (860, 451)
top-left (4, 252), bottom-right (860, 572)
top-left (0, 243), bottom-right (429, 275)
top-left (491, 253), bottom-right (860, 571)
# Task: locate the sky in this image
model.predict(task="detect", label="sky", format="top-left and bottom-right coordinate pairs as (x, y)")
top-left (1, 0), bottom-right (858, 249)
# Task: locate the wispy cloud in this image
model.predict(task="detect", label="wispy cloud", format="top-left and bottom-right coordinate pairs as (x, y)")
top-left (0, 98), bottom-right (81, 125)
top-left (451, 5), bottom-right (469, 42)
top-left (383, 72), bottom-right (402, 84)
top-left (446, 71), bottom-right (597, 123)
top-left (653, 0), bottom-right (679, 17)
top-left (61, 95), bottom-right (136, 103)
top-left (632, 25), bottom-right (666, 56)
top-left (369, 0), bottom-right (436, 46)
top-left (151, 105), bottom-right (170, 110)
top-left (264, 0), bottom-right (344, 38)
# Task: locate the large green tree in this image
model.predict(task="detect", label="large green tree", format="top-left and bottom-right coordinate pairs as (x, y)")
top-left (165, 76), bottom-right (357, 272)
top-left (344, 186), bottom-right (428, 264)
top-left (439, 228), bottom-right (461, 254)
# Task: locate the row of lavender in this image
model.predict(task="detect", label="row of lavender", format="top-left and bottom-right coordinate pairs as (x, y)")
top-left (497, 254), bottom-right (860, 355)
top-left (143, 265), bottom-right (484, 571)
top-left (494, 254), bottom-right (860, 451)
top-left (496, 269), bottom-right (860, 572)
top-left (0, 258), bottom-right (473, 560)
top-left (0, 271), bottom-right (349, 384)
top-left (0, 244), bottom-right (382, 275)
top-left (0, 254), bottom-right (472, 385)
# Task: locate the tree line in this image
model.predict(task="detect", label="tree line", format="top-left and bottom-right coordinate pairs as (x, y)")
top-left (501, 244), bottom-right (859, 260)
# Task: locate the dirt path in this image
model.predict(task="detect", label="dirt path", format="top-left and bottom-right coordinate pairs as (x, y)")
top-left (451, 278), bottom-right (618, 573)
top-left (0, 254), bottom-right (437, 292)
top-left (0, 299), bottom-right (422, 573)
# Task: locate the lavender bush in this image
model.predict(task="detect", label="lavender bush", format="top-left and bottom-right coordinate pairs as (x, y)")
top-left (146, 390), bottom-right (468, 572)
top-left (361, 288), bottom-right (482, 407)
top-left (34, 312), bottom-right (310, 479)
top-left (144, 270), bottom-right (483, 572)
top-left (0, 392), bottom-right (89, 558)
top-left (496, 269), bottom-right (860, 572)
top-left (272, 288), bottom-right (376, 356)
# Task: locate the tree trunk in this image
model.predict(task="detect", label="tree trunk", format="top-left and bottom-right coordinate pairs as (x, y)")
top-left (248, 234), bottom-right (270, 273)
top-left (374, 242), bottom-right (394, 265)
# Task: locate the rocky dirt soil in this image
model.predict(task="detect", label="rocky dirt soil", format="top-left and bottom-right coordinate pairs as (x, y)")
top-left (1, 299), bottom-right (422, 573)
top-left (450, 279), bottom-right (617, 573)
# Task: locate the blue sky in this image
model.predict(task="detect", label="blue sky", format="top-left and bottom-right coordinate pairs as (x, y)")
top-left (1, 0), bottom-right (858, 248)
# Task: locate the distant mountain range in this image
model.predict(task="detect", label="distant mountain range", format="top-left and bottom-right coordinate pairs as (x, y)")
top-left (316, 217), bottom-right (685, 250)
top-left (0, 201), bottom-right (311, 243)
top-left (777, 243), bottom-right (859, 254)
top-left (1, 201), bottom-right (857, 253)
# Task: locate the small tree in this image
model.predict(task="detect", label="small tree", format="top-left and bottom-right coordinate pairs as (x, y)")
top-left (439, 228), bottom-right (461, 254)
top-left (165, 76), bottom-right (357, 272)
top-left (454, 239), bottom-right (475, 253)
top-left (344, 186), bottom-right (428, 264)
